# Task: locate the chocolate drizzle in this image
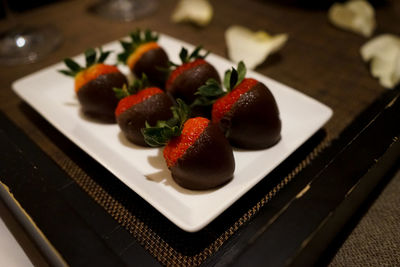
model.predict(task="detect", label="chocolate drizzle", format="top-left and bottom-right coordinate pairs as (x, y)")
top-left (170, 122), bottom-right (235, 190)
top-left (77, 72), bottom-right (127, 123)
top-left (221, 82), bottom-right (281, 149)
top-left (133, 47), bottom-right (169, 88)
top-left (117, 93), bottom-right (173, 146)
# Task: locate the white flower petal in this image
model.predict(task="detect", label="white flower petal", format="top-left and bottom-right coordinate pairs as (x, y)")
top-left (225, 25), bottom-right (288, 69)
top-left (360, 34), bottom-right (400, 88)
top-left (360, 34), bottom-right (400, 61)
top-left (171, 0), bottom-right (213, 27)
top-left (328, 0), bottom-right (376, 37)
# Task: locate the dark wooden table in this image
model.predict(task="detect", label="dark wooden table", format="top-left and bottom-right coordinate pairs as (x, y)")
top-left (1, 0), bottom-right (399, 266)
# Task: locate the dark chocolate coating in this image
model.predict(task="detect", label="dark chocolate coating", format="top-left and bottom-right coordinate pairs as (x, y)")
top-left (191, 105), bottom-right (212, 119)
top-left (170, 122), bottom-right (235, 190)
top-left (133, 47), bottom-right (169, 88)
top-left (167, 62), bottom-right (221, 104)
top-left (220, 82), bottom-right (281, 149)
top-left (117, 93), bottom-right (173, 146)
top-left (77, 72), bottom-right (127, 123)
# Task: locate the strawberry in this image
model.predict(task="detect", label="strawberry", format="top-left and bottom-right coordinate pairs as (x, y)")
top-left (59, 47), bottom-right (127, 123)
top-left (142, 100), bottom-right (235, 190)
top-left (114, 75), bottom-right (173, 146)
top-left (165, 46), bottom-right (221, 107)
top-left (118, 29), bottom-right (169, 87)
top-left (194, 61), bottom-right (281, 149)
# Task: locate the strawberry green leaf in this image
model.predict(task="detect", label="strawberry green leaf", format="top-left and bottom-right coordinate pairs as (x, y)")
top-left (223, 69), bottom-right (231, 91)
top-left (59, 58), bottom-right (83, 77)
top-left (142, 118), bottom-right (180, 147)
top-left (191, 97), bottom-right (210, 107)
top-left (142, 122), bottom-right (180, 147)
top-left (190, 46), bottom-right (202, 59)
top-left (113, 74), bottom-right (149, 99)
top-left (224, 61), bottom-right (247, 91)
top-left (118, 29), bottom-right (159, 64)
top-left (179, 47), bottom-right (188, 63)
top-left (229, 67), bottom-right (238, 90)
top-left (98, 47), bottom-right (111, 63)
top-left (192, 79), bottom-right (225, 107)
top-left (130, 73), bottom-right (149, 94)
top-left (144, 29), bottom-right (158, 43)
top-left (60, 47), bottom-right (113, 77)
top-left (64, 58), bottom-right (82, 73)
top-left (113, 84), bottom-right (130, 99)
top-left (237, 61), bottom-right (246, 84)
top-left (58, 69), bottom-right (75, 77)
top-left (144, 30), bottom-right (152, 42)
top-left (142, 127), bottom-right (165, 147)
top-left (189, 45), bottom-right (209, 60)
top-left (201, 50), bottom-right (210, 59)
top-left (85, 47), bottom-right (111, 68)
top-left (173, 46), bottom-right (210, 65)
top-left (173, 99), bottom-right (190, 129)
top-left (195, 79), bottom-right (224, 97)
top-left (120, 40), bottom-right (132, 52)
top-left (85, 48), bottom-right (97, 68)
top-left (142, 99), bottom-right (190, 147)
top-left (131, 30), bottom-right (141, 44)
top-left (117, 52), bottom-right (127, 63)
top-left (167, 61), bottom-right (179, 68)
top-left (117, 41), bottom-right (132, 63)
top-left (85, 47), bottom-right (112, 66)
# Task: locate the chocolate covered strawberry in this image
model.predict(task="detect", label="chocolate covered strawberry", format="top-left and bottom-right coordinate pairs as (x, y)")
top-left (143, 100), bottom-right (234, 190)
top-left (193, 62), bottom-right (281, 149)
top-left (59, 48), bottom-right (127, 123)
top-left (165, 46), bottom-right (221, 105)
top-left (213, 62), bottom-right (281, 149)
top-left (118, 29), bottom-right (169, 87)
top-left (114, 75), bottom-right (173, 146)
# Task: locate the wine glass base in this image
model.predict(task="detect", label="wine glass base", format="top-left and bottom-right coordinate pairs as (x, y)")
top-left (0, 25), bottom-right (62, 65)
top-left (89, 0), bottom-right (158, 22)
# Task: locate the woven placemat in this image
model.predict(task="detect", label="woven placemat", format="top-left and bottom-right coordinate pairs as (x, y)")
top-left (51, 131), bottom-right (330, 266)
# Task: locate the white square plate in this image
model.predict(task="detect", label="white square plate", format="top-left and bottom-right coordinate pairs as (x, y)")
top-left (13, 34), bottom-right (332, 232)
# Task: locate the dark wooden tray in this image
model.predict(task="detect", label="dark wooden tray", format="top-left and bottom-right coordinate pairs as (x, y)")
top-left (1, 87), bottom-right (399, 266)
